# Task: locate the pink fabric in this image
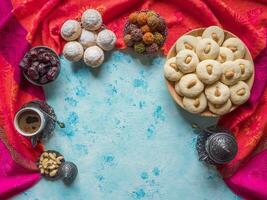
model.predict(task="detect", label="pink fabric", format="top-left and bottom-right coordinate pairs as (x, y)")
top-left (0, 140), bottom-right (40, 199)
top-left (1, 0), bottom-right (267, 199)
top-left (226, 150), bottom-right (267, 200)
top-left (0, 0), bottom-right (43, 199)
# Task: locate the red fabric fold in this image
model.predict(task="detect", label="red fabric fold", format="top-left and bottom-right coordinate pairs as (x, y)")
top-left (1, 0), bottom-right (266, 199)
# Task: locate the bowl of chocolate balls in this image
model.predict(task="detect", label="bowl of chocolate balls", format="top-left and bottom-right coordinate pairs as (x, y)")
top-left (123, 10), bottom-right (167, 54)
top-left (19, 46), bottom-right (60, 86)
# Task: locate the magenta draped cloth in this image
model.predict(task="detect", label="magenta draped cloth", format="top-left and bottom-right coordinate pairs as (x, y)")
top-left (0, 0), bottom-right (267, 199)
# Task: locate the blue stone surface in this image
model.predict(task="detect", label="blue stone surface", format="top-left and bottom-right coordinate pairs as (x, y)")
top-left (14, 50), bottom-right (240, 200)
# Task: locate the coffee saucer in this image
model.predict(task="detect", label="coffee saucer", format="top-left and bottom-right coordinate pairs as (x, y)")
top-left (22, 100), bottom-right (56, 146)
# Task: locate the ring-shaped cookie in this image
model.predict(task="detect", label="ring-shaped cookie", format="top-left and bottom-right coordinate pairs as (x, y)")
top-left (234, 59), bottom-right (253, 81)
top-left (196, 38), bottom-right (220, 61)
top-left (196, 60), bottom-right (222, 85)
top-left (221, 61), bottom-right (241, 86)
top-left (183, 93), bottom-right (207, 113)
top-left (174, 81), bottom-right (184, 96)
top-left (208, 99), bottom-right (232, 115)
top-left (216, 47), bottom-right (234, 63)
top-left (223, 38), bottom-right (245, 59)
top-left (202, 26), bottom-right (224, 45)
top-left (164, 57), bottom-right (183, 82)
top-left (205, 81), bottom-right (230, 104)
top-left (179, 74), bottom-right (204, 98)
top-left (176, 49), bottom-right (199, 73)
top-left (230, 81), bottom-right (250, 105)
top-left (175, 35), bottom-right (198, 52)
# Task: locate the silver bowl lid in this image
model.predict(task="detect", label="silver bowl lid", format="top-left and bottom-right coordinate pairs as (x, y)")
top-left (205, 132), bottom-right (238, 164)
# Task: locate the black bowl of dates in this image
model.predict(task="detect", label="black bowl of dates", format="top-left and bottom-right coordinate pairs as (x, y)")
top-left (20, 46), bottom-right (60, 86)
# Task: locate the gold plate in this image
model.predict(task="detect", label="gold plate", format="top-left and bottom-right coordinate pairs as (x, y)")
top-left (165, 28), bottom-right (254, 117)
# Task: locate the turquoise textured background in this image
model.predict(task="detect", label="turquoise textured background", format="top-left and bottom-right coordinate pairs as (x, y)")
top-left (14, 51), bottom-right (240, 200)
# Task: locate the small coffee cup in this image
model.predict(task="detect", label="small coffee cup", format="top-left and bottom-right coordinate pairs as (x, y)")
top-left (14, 107), bottom-right (47, 137)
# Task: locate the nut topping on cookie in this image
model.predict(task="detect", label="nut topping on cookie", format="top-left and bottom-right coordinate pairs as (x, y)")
top-left (239, 64), bottom-right (245, 74)
top-left (193, 98), bottom-right (200, 107)
top-left (187, 80), bottom-right (197, 88)
top-left (204, 44), bottom-right (211, 54)
top-left (225, 70), bottom-right (235, 79)
top-left (211, 33), bottom-right (219, 43)
top-left (185, 55), bottom-right (192, 64)
top-left (218, 53), bottom-right (226, 63)
top-left (170, 63), bottom-right (178, 71)
top-left (184, 42), bottom-right (193, 50)
top-left (206, 65), bottom-right (213, 75)
top-left (237, 88), bottom-right (245, 96)
top-left (227, 46), bottom-right (237, 52)
top-left (215, 87), bottom-right (221, 97)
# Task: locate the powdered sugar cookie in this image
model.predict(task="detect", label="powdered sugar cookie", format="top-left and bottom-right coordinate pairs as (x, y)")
top-left (183, 93), bottom-right (207, 113)
top-left (96, 29), bottom-right (117, 51)
top-left (179, 74), bottom-right (204, 98)
top-left (164, 57), bottom-right (183, 82)
top-left (223, 38), bottom-right (245, 59)
top-left (196, 38), bottom-right (220, 60)
top-left (175, 35), bottom-right (198, 52)
top-left (61, 20), bottom-right (82, 41)
top-left (221, 61), bottom-right (241, 85)
top-left (217, 47), bottom-right (234, 63)
top-left (230, 81), bottom-right (250, 105)
top-left (176, 49), bottom-right (199, 73)
top-left (202, 26), bottom-right (224, 45)
top-left (83, 46), bottom-right (104, 68)
top-left (63, 41), bottom-right (84, 62)
top-left (196, 60), bottom-right (222, 84)
top-left (81, 9), bottom-right (103, 31)
top-left (208, 99), bottom-right (232, 115)
top-left (78, 29), bottom-right (97, 49)
top-left (234, 59), bottom-right (253, 81)
top-left (205, 82), bottom-right (230, 104)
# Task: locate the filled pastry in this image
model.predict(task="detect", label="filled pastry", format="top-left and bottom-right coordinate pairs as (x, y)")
top-left (205, 82), bottom-right (230, 104)
top-left (179, 74), bottom-right (204, 98)
top-left (176, 49), bottom-right (199, 73)
top-left (174, 81), bottom-right (184, 96)
top-left (175, 35), bottom-right (198, 52)
top-left (196, 38), bottom-right (220, 60)
top-left (202, 26), bottom-right (224, 45)
top-left (183, 93), bottom-right (207, 113)
top-left (230, 81), bottom-right (250, 105)
top-left (164, 57), bottom-right (183, 82)
top-left (223, 38), bottom-right (245, 59)
top-left (234, 59), bottom-right (253, 81)
top-left (216, 47), bottom-right (234, 63)
top-left (196, 60), bottom-right (222, 84)
top-left (221, 61), bottom-right (241, 85)
top-left (208, 99), bottom-right (232, 115)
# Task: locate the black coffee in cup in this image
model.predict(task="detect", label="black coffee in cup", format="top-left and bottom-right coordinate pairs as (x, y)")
top-left (17, 110), bottom-right (41, 134)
